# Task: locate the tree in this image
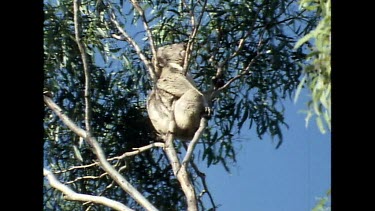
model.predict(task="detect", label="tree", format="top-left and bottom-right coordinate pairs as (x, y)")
top-left (294, 0), bottom-right (331, 210)
top-left (294, 0), bottom-right (331, 134)
top-left (43, 0), bottom-right (320, 210)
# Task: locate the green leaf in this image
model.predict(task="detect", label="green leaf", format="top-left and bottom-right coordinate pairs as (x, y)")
top-left (73, 145), bottom-right (83, 162)
top-left (316, 116), bottom-right (326, 134)
top-left (238, 102), bottom-right (249, 129)
top-left (294, 31), bottom-right (315, 49)
top-left (294, 74), bottom-right (307, 104)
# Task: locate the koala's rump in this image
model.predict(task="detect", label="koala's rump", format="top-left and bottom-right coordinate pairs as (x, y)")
top-left (174, 90), bottom-right (203, 139)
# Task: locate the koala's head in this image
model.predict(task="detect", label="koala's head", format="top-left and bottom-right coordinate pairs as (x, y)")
top-left (156, 43), bottom-right (187, 68)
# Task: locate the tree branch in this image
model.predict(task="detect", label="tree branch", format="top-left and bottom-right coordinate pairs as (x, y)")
top-left (129, 0), bottom-right (157, 61)
top-left (72, 6), bottom-right (158, 208)
top-left (163, 102), bottom-right (198, 211)
top-left (114, 142), bottom-right (165, 160)
top-left (181, 117), bottom-right (207, 166)
top-left (182, 0), bottom-right (208, 75)
top-left (44, 168), bottom-right (133, 211)
top-left (214, 33), bottom-right (249, 79)
top-left (66, 172), bottom-right (108, 184)
top-left (43, 95), bottom-right (158, 211)
top-left (53, 142), bottom-right (165, 175)
top-left (109, 11), bottom-right (156, 81)
top-left (216, 35), bottom-right (265, 93)
top-left (44, 95), bottom-right (87, 138)
top-left (73, 0), bottom-right (92, 135)
top-left (190, 162), bottom-right (217, 210)
top-left (176, 118), bottom-right (208, 210)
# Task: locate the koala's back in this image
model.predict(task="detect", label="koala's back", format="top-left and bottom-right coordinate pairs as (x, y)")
top-left (147, 42), bottom-right (210, 141)
top-left (157, 67), bottom-right (196, 97)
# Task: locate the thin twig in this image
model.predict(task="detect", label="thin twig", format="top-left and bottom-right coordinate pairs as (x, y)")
top-left (182, 0), bottom-right (208, 75)
top-left (66, 172), bottom-right (108, 184)
top-left (215, 34), bottom-right (248, 78)
top-left (54, 142), bottom-right (165, 174)
top-left (217, 36), bottom-right (265, 92)
top-left (113, 142), bottom-right (165, 160)
top-left (129, 0), bottom-right (157, 61)
top-left (54, 162), bottom-right (98, 174)
top-left (214, 7), bottom-right (261, 79)
top-left (190, 162), bottom-right (216, 210)
top-left (128, 0), bottom-right (160, 84)
top-left (109, 11), bottom-right (156, 81)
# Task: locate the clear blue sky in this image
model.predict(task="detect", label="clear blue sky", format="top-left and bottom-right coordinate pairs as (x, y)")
top-left (198, 91), bottom-right (331, 211)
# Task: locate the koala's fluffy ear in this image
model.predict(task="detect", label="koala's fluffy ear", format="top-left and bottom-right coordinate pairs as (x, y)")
top-left (157, 57), bottom-right (167, 67)
top-left (156, 48), bottom-right (167, 67)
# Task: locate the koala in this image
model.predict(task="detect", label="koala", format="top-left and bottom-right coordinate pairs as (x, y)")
top-left (147, 43), bottom-right (212, 141)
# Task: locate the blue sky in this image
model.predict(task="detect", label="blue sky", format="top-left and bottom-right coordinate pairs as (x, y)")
top-left (198, 91), bottom-right (331, 211)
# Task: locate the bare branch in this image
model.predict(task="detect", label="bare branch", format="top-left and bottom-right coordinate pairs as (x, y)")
top-left (210, 7), bottom-right (261, 80)
top-left (53, 162), bottom-right (99, 174)
top-left (163, 102), bottom-right (198, 211)
top-left (217, 36), bottom-right (265, 93)
top-left (190, 162), bottom-right (216, 210)
top-left (84, 136), bottom-right (160, 210)
top-left (73, 0), bottom-right (92, 135)
top-left (183, 0), bottom-right (208, 75)
top-left (44, 95), bottom-right (87, 138)
top-left (109, 11), bottom-right (156, 81)
top-left (54, 142), bottom-right (165, 175)
top-left (113, 142), bottom-right (165, 160)
top-left (44, 168), bottom-right (133, 211)
top-left (129, 0), bottom-right (157, 60)
top-left (127, 0), bottom-right (160, 84)
top-left (89, 138), bottom-right (160, 209)
top-left (176, 118), bottom-right (208, 211)
top-left (66, 172), bottom-right (108, 184)
top-left (181, 117), bottom-right (207, 166)
top-left (44, 95), bottom-right (158, 211)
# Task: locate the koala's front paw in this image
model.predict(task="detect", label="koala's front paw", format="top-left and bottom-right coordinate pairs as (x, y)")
top-left (203, 107), bottom-right (213, 119)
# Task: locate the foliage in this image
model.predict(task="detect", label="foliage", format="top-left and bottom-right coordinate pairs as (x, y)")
top-left (312, 189), bottom-right (331, 211)
top-left (43, 0), bottom-right (320, 210)
top-left (294, 0), bottom-right (331, 134)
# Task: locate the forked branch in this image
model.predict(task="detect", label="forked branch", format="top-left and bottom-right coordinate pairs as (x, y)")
top-left (44, 168), bottom-right (133, 211)
top-left (163, 102), bottom-right (198, 211)
top-left (43, 95), bottom-right (158, 211)
top-left (182, 0), bottom-right (208, 75)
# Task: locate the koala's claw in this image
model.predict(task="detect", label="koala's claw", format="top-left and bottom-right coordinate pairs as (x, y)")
top-left (203, 107), bottom-right (213, 119)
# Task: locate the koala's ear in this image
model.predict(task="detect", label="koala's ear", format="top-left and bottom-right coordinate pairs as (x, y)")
top-left (156, 46), bottom-right (167, 67)
top-left (179, 49), bottom-right (186, 59)
top-left (157, 56), bottom-right (167, 67)
top-left (180, 42), bottom-right (187, 48)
